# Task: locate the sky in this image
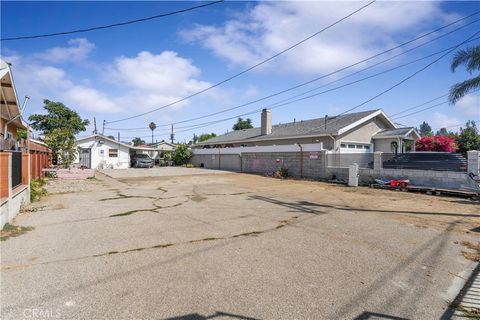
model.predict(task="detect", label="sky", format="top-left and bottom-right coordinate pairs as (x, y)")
top-left (1, 0), bottom-right (479, 143)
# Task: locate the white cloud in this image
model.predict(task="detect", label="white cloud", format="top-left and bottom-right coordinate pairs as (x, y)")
top-left (181, 1), bottom-right (457, 75)
top-left (107, 50), bottom-right (215, 109)
top-left (432, 112), bottom-right (461, 128)
top-left (2, 40), bottom-right (218, 118)
top-left (455, 93), bottom-right (480, 116)
top-left (36, 38), bottom-right (95, 63)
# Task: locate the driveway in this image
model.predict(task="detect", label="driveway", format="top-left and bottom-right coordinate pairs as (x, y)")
top-left (1, 168), bottom-right (479, 319)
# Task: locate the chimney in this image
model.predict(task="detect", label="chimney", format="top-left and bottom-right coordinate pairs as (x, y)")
top-left (261, 109), bottom-right (272, 135)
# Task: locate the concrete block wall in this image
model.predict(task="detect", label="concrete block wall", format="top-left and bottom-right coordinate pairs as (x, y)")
top-left (191, 154), bottom-right (241, 171)
top-left (241, 152), bottom-right (301, 176)
top-left (358, 168), bottom-right (477, 190)
top-left (191, 150), bottom-right (479, 191)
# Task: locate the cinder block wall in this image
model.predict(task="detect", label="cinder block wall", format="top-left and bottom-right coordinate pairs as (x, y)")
top-left (192, 151), bottom-right (327, 179)
top-left (192, 151), bottom-right (478, 191)
top-left (359, 168), bottom-right (477, 190)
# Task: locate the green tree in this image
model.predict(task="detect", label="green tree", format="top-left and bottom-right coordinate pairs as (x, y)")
top-left (107, 135), bottom-right (115, 140)
top-left (28, 100), bottom-right (89, 167)
top-left (149, 122), bottom-right (156, 143)
top-left (435, 128), bottom-right (449, 136)
top-left (190, 134), bottom-right (199, 145)
top-left (418, 121), bottom-right (433, 137)
top-left (198, 132), bottom-right (217, 142)
top-left (233, 117), bottom-right (253, 130)
top-left (17, 128), bottom-right (27, 140)
top-left (132, 137), bottom-right (145, 146)
top-left (457, 120), bottom-right (480, 152)
top-left (172, 143), bottom-right (192, 165)
top-left (449, 45), bottom-right (480, 104)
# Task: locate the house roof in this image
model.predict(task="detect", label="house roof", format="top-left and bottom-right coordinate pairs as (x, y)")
top-left (76, 134), bottom-right (134, 149)
top-left (195, 109), bottom-right (395, 146)
top-left (372, 127), bottom-right (420, 140)
top-left (76, 134), bottom-right (174, 151)
top-left (0, 60), bottom-right (27, 130)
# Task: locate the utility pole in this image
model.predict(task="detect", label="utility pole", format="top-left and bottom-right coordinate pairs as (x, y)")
top-left (170, 124), bottom-right (174, 144)
top-left (102, 120), bottom-right (106, 135)
top-left (93, 117), bottom-right (97, 134)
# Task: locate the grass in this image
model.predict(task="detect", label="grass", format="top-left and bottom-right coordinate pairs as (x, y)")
top-left (0, 223), bottom-right (34, 241)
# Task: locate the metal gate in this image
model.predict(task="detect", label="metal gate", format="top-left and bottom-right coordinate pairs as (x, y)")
top-left (79, 148), bottom-right (91, 168)
top-left (11, 151), bottom-right (22, 188)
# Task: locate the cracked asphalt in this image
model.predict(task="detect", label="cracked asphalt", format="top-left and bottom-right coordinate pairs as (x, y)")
top-left (1, 167), bottom-right (479, 319)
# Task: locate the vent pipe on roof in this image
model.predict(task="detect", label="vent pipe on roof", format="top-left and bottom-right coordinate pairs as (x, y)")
top-left (261, 109), bottom-right (272, 135)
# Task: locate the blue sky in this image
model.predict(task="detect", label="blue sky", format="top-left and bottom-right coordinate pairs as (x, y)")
top-left (1, 1), bottom-right (479, 143)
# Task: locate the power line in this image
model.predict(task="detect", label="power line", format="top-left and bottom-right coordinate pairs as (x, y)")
top-left (392, 101), bottom-right (448, 120)
top-left (1, 1), bottom-right (225, 41)
top-left (389, 93), bottom-right (448, 117)
top-left (106, 12), bottom-right (480, 130)
top-left (326, 29), bottom-right (480, 130)
top-left (108, 35), bottom-right (480, 136)
top-left (392, 89), bottom-right (480, 120)
top-left (106, 0), bottom-right (377, 124)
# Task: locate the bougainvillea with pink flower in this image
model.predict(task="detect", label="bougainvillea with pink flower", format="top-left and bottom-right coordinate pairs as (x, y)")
top-left (415, 136), bottom-right (459, 152)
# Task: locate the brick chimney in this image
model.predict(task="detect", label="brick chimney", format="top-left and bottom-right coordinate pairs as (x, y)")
top-left (261, 109), bottom-right (272, 135)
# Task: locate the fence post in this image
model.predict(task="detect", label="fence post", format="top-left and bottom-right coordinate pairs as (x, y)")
top-left (348, 163), bottom-right (359, 187)
top-left (467, 150), bottom-right (480, 175)
top-left (7, 152), bottom-right (12, 200)
top-left (319, 150), bottom-right (328, 178)
top-left (374, 151), bottom-right (383, 171)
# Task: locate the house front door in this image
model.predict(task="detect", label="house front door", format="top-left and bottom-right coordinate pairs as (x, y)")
top-left (79, 148), bottom-right (91, 168)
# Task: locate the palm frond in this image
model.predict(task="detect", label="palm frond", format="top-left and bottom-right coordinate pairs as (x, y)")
top-left (448, 75), bottom-right (480, 104)
top-left (451, 45), bottom-right (480, 73)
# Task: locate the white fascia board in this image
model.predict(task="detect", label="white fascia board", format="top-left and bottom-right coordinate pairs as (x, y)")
top-left (337, 110), bottom-right (397, 136)
top-left (194, 132), bottom-right (335, 147)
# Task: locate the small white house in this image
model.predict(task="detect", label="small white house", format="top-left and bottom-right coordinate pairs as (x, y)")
top-left (75, 134), bottom-right (131, 169)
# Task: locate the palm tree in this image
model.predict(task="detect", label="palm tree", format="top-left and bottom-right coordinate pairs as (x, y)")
top-left (149, 122), bottom-right (157, 144)
top-left (449, 45), bottom-right (480, 104)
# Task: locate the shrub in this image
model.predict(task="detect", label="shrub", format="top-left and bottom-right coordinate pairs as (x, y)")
top-left (30, 178), bottom-right (47, 202)
top-left (415, 136), bottom-right (459, 152)
top-left (172, 144), bottom-right (192, 165)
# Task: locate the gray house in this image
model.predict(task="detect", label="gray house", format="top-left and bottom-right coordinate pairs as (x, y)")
top-left (193, 109), bottom-right (420, 154)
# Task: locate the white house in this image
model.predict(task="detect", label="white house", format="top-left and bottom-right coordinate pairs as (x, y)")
top-left (75, 134), bottom-right (132, 169)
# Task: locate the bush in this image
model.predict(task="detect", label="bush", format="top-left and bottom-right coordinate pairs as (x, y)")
top-left (30, 178), bottom-right (47, 202)
top-left (172, 144), bottom-right (192, 165)
top-left (415, 136), bottom-right (459, 152)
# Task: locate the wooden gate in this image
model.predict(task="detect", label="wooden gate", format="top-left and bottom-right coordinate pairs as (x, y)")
top-left (79, 148), bottom-right (91, 168)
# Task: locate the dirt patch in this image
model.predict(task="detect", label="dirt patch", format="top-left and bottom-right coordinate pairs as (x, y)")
top-left (461, 241), bottom-right (480, 262)
top-left (0, 224), bottom-right (34, 241)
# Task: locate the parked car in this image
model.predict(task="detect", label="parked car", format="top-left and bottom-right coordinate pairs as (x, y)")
top-left (131, 154), bottom-right (154, 168)
top-left (382, 152), bottom-right (467, 172)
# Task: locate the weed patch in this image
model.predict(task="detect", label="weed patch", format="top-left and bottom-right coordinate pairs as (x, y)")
top-left (0, 223), bottom-right (34, 241)
top-left (30, 178), bottom-right (47, 202)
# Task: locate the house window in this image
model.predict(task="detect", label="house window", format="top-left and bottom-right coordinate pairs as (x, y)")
top-left (348, 144), bottom-right (356, 149)
top-left (108, 149), bottom-right (118, 158)
top-left (99, 149), bottom-right (105, 156)
top-left (341, 143), bottom-right (346, 148)
top-left (363, 145), bottom-right (370, 150)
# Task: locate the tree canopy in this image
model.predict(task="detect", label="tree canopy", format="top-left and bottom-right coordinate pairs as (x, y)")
top-left (29, 99), bottom-right (89, 135)
top-left (132, 137), bottom-right (145, 146)
top-left (418, 121), bottom-right (433, 137)
top-left (233, 117), bottom-right (253, 131)
top-left (28, 100), bottom-right (89, 167)
top-left (457, 120), bottom-right (480, 153)
top-left (198, 133), bottom-right (217, 142)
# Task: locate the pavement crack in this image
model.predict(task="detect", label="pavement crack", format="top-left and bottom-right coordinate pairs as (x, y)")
top-left (1, 215), bottom-right (300, 272)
